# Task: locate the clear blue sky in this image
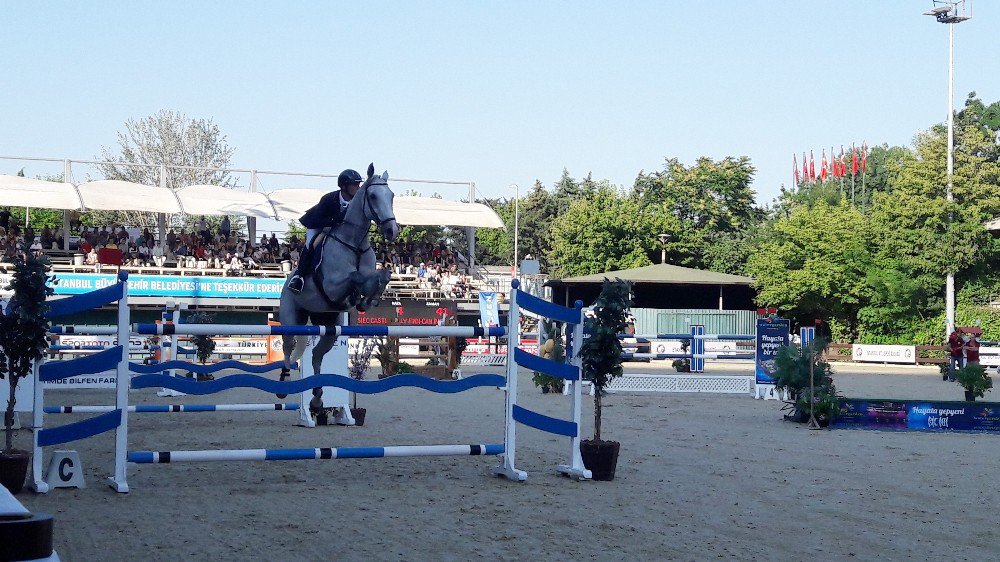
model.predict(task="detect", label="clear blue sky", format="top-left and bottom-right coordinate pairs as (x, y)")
top-left (2, 1), bottom-right (996, 208)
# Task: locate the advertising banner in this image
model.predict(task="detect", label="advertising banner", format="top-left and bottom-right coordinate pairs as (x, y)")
top-left (836, 398), bottom-right (1000, 432)
top-left (755, 318), bottom-right (789, 385)
top-left (851, 344), bottom-right (916, 364)
top-left (50, 273), bottom-right (285, 298)
top-left (479, 292), bottom-right (500, 328)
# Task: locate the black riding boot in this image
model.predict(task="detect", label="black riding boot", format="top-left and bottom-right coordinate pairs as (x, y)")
top-left (287, 246), bottom-right (313, 294)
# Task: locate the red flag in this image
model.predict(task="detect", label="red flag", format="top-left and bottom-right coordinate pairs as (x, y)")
top-left (802, 153), bottom-right (808, 183)
top-left (809, 151), bottom-right (815, 180)
top-left (861, 142), bottom-right (868, 173)
top-left (839, 145), bottom-right (845, 178)
top-left (821, 149), bottom-right (828, 181)
top-left (852, 146), bottom-right (858, 175)
top-left (793, 155), bottom-right (800, 185)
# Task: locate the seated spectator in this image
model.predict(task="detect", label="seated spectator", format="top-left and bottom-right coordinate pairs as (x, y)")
top-left (29, 237), bottom-right (42, 251)
top-left (151, 242), bottom-right (166, 267)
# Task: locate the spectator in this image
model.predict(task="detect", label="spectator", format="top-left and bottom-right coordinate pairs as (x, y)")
top-left (220, 215), bottom-right (231, 238)
top-left (948, 329), bottom-right (964, 381)
top-left (151, 242), bottom-right (166, 267)
top-left (0, 208), bottom-right (9, 231)
top-left (964, 332), bottom-right (981, 367)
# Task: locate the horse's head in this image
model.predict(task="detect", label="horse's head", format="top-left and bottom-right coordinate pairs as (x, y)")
top-left (359, 162), bottom-right (399, 241)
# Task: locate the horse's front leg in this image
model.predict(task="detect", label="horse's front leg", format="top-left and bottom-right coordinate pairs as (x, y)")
top-left (308, 334), bottom-right (338, 415)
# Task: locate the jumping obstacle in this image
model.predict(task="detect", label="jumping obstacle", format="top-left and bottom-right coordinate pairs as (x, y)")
top-left (30, 275), bottom-right (588, 491)
top-left (45, 403), bottom-right (298, 414)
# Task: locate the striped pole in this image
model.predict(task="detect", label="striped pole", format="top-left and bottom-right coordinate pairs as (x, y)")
top-left (133, 324), bottom-right (507, 338)
top-left (45, 403), bottom-right (299, 414)
top-left (129, 444), bottom-right (504, 463)
top-left (49, 325), bottom-right (119, 335)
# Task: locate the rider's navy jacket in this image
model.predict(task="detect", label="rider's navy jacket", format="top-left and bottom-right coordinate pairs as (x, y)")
top-left (300, 191), bottom-right (346, 229)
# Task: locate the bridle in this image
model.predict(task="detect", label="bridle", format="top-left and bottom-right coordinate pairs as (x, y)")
top-left (333, 178), bottom-right (396, 259)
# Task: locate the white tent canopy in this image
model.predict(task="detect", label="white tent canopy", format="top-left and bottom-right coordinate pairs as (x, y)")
top-left (0, 175), bottom-right (82, 209)
top-left (0, 174), bottom-right (505, 228)
top-left (176, 184), bottom-right (276, 218)
top-left (76, 180), bottom-right (183, 213)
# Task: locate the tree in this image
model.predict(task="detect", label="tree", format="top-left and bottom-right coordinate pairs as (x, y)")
top-left (634, 156), bottom-right (761, 270)
top-left (547, 182), bottom-right (672, 277)
top-left (746, 200), bottom-right (870, 341)
top-left (93, 110), bottom-right (237, 228)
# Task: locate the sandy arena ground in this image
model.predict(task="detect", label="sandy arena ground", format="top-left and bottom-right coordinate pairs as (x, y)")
top-left (14, 361), bottom-right (1000, 561)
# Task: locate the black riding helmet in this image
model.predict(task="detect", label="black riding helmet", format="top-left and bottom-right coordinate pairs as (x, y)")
top-left (338, 169), bottom-right (363, 188)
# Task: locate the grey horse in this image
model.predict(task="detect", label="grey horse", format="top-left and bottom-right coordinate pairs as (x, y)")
top-left (277, 163), bottom-right (399, 412)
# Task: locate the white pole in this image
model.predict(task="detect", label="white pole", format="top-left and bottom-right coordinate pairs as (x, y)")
top-left (108, 276), bottom-right (130, 493)
top-left (945, 18), bottom-right (956, 337)
top-left (512, 184), bottom-right (519, 280)
top-left (62, 159), bottom-right (71, 251)
top-left (30, 360), bottom-right (48, 492)
top-left (494, 283), bottom-right (526, 481)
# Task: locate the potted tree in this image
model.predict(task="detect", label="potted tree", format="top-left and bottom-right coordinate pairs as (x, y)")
top-left (348, 337), bottom-right (378, 426)
top-left (186, 312), bottom-right (216, 381)
top-left (0, 253), bottom-right (54, 493)
top-left (771, 338), bottom-right (836, 424)
top-left (579, 278), bottom-right (632, 481)
top-left (956, 363), bottom-right (992, 401)
top-left (375, 336), bottom-right (400, 379)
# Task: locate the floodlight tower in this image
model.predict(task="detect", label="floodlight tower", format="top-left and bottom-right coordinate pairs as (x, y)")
top-left (924, 0), bottom-right (971, 337)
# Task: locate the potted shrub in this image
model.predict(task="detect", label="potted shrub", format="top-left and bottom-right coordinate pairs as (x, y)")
top-left (375, 336), bottom-right (400, 379)
top-left (348, 337), bottom-right (378, 426)
top-left (579, 278), bottom-right (632, 481)
top-left (0, 253), bottom-right (53, 493)
top-left (956, 363), bottom-right (992, 401)
top-left (533, 320), bottom-right (565, 394)
top-left (185, 311), bottom-right (216, 381)
top-left (771, 338), bottom-right (836, 424)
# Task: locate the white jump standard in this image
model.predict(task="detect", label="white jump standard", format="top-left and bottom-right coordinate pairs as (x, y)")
top-left (30, 275), bottom-right (592, 492)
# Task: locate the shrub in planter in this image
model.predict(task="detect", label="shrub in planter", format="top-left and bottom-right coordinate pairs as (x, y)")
top-left (579, 278), bottom-right (632, 481)
top-left (348, 337), bottom-right (377, 426)
top-left (770, 338), bottom-right (836, 423)
top-left (0, 253), bottom-right (54, 493)
top-left (956, 364), bottom-right (992, 401)
top-left (533, 320), bottom-right (565, 394)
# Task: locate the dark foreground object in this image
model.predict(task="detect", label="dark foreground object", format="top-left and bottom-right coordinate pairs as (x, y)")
top-left (581, 439), bottom-right (620, 481)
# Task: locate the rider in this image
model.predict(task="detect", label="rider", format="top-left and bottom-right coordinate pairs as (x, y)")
top-left (287, 168), bottom-right (364, 294)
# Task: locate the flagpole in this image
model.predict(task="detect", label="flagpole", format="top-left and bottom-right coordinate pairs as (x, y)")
top-left (851, 144), bottom-right (856, 204)
top-left (861, 142), bottom-right (867, 212)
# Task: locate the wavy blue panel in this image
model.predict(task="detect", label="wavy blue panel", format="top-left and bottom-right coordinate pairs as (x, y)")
top-left (130, 372), bottom-right (507, 395)
top-left (39, 346), bottom-right (124, 381)
top-left (129, 360), bottom-right (291, 374)
top-left (37, 409), bottom-right (122, 447)
top-left (513, 348), bottom-right (579, 381)
top-left (515, 291), bottom-right (580, 324)
top-left (511, 404), bottom-right (578, 437)
top-left (46, 283), bottom-right (124, 318)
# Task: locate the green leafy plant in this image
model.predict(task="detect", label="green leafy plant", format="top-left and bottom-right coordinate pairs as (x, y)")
top-left (395, 360), bottom-right (417, 374)
top-left (1, 253), bottom-right (54, 453)
top-left (186, 312), bottom-right (216, 366)
top-left (375, 336), bottom-right (400, 377)
top-left (956, 363), bottom-right (993, 399)
top-left (771, 338), bottom-right (839, 424)
top-left (580, 278), bottom-right (632, 441)
top-left (348, 337), bottom-right (378, 409)
top-left (533, 320), bottom-right (566, 393)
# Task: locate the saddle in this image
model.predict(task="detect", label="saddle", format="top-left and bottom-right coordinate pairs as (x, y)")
top-left (304, 228), bottom-right (366, 310)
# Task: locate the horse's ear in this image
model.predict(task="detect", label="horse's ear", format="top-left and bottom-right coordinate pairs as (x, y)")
top-left (381, 171), bottom-right (389, 180)
top-left (366, 163), bottom-right (375, 178)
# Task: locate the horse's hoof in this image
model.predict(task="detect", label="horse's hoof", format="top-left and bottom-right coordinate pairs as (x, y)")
top-left (276, 370), bottom-right (290, 399)
top-left (309, 396), bottom-right (324, 413)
